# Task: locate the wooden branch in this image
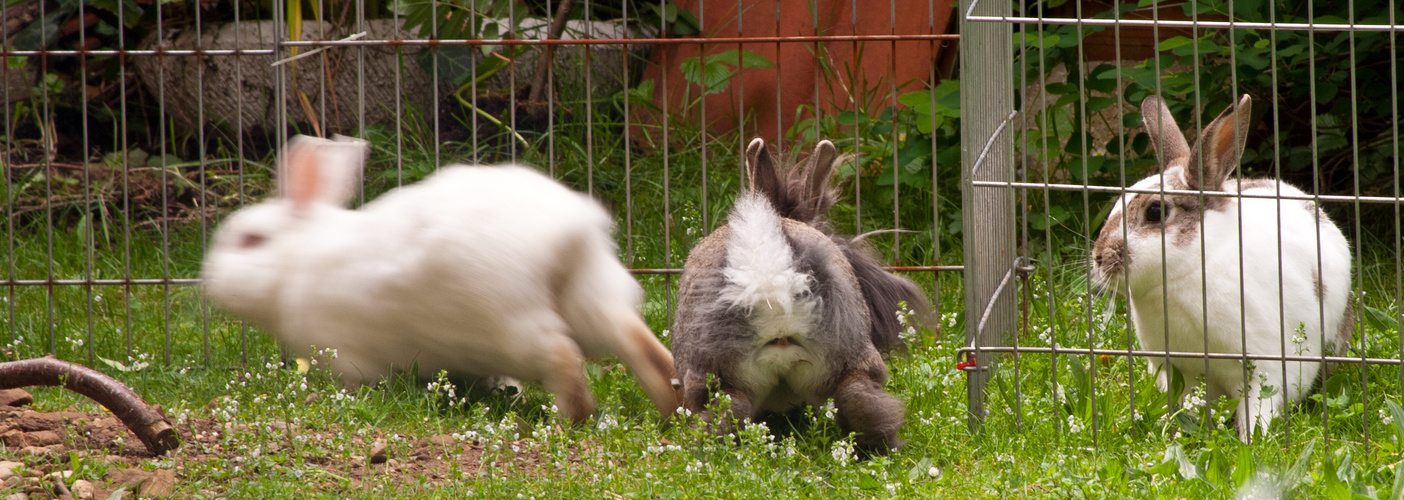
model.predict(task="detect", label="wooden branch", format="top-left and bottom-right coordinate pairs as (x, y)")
top-left (525, 0), bottom-right (577, 112)
top-left (0, 356), bottom-right (180, 456)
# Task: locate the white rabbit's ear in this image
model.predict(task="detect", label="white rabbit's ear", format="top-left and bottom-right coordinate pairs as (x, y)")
top-left (1140, 95), bottom-right (1190, 170)
top-left (745, 137), bottom-right (781, 195)
top-left (280, 135), bottom-right (367, 209)
top-left (802, 140), bottom-right (838, 202)
top-left (331, 134), bottom-right (371, 157)
top-left (1185, 94), bottom-right (1252, 191)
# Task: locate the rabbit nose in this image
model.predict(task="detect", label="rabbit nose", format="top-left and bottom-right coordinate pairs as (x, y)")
top-left (1095, 253), bottom-right (1103, 267)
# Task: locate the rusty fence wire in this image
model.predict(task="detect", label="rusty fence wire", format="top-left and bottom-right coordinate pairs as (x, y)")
top-left (1, 0), bottom-right (958, 374)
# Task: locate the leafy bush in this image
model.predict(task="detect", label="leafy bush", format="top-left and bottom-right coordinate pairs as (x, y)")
top-left (784, 73), bottom-right (964, 265)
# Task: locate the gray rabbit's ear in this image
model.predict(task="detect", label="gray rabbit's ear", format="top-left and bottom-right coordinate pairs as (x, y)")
top-left (745, 137), bottom-right (780, 196)
top-left (1140, 95), bottom-right (1190, 171)
top-left (1185, 94), bottom-right (1252, 191)
top-left (802, 140), bottom-right (838, 203)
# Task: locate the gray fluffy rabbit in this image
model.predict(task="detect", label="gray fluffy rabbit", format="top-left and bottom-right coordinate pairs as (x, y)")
top-left (671, 138), bottom-right (930, 454)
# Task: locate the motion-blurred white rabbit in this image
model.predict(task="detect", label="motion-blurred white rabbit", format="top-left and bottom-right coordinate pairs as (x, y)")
top-left (202, 135), bottom-right (679, 423)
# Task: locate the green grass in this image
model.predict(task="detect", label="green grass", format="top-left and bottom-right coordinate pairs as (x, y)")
top-left (4, 116), bottom-right (1404, 498)
top-left (5, 245), bottom-right (1403, 498)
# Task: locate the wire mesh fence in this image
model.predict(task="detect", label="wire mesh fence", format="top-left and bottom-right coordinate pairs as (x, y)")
top-left (961, 0), bottom-right (1403, 445)
top-left (1, 1), bottom-right (958, 373)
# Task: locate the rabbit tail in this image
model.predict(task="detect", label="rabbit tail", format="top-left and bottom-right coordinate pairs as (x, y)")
top-left (746, 138), bottom-right (930, 352)
top-left (719, 193), bottom-right (813, 317)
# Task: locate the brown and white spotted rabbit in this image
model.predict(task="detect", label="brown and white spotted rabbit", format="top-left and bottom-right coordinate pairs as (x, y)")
top-left (1091, 95), bottom-right (1354, 440)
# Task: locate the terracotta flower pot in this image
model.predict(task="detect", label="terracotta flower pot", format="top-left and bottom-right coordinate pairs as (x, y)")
top-left (634, 0), bottom-right (956, 146)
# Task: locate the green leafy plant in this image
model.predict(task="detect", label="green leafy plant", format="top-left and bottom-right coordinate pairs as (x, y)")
top-left (1141, 0), bottom-right (1401, 204)
top-left (397, 0), bottom-right (699, 94)
top-left (625, 48), bottom-right (775, 138)
top-left (677, 49), bottom-right (774, 97)
top-left (786, 61), bottom-right (963, 263)
top-left (396, 0), bottom-right (522, 88)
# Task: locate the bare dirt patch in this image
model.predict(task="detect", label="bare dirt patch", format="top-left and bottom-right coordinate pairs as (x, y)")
top-left (0, 400), bottom-right (575, 497)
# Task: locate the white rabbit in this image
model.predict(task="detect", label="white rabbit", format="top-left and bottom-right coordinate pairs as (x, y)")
top-left (201, 135), bottom-right (680, 423)
top-left (1092, 95), bottom-right (1354, 440)
top-left (671, 138), bottom-right (930, 454)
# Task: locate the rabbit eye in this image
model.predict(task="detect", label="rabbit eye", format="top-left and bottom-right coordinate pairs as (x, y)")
top-left (1144, 200), bottom-right (1165, 223)
top-left (238, 233), bottom-right (268, 249)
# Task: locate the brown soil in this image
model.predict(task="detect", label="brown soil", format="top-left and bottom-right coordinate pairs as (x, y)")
top-left (0, 402), bottom-right (570, 498)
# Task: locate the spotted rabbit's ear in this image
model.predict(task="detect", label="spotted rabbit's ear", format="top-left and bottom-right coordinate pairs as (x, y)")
top-left (280, 135), bottom-right (368, 210)
top-left (745, 137), bottom-right (781, 196)
top-left (1141, 95), bottom-right (1190, 172)
top-left (1185, 94), bottom-right (1252, 192)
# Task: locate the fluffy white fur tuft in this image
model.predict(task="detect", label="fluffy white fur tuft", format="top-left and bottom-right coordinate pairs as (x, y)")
top-left (718, 193), bottom-right (825, 410)
top-left (720, 193), bottom-right (812, 316)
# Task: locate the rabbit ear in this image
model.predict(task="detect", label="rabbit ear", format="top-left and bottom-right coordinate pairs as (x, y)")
top-left (1185, 94), bottom-right (1252, 191)
top-left (802, 140), bottom-right (838, 203)
top-left (1141, 95), bottom-right (1190, 170)
top-left (280, 135), bottom-right (367, 209)
top-left (745, 137), bottom-right (781, 196)
top-left (331, 134), bottom-right (371, 158)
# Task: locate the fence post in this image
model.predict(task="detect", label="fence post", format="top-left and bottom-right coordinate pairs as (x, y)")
top-left (958, 0), bottom-right (1016, 432)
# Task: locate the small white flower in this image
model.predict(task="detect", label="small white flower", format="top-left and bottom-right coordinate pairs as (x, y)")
top-left (596, 414), bottom-right (619, 430)
top-left (1067, 414), bottom-right (1084, 434)
top-left (1186, 389), bottom-right (1207, 409)
top-left (830, 438), bottom-right (854, 466)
